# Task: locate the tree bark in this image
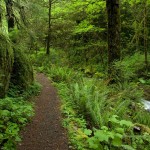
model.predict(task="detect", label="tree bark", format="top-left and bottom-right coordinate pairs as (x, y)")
top-left (143, 0), bottom-right (148, 71)
top-left (106, 0), bottom-right (121, 76)
top-left (5, 0), bottom-right (15, 29)
top-left (46, 0), bottom-right (52, 55)
top-left (0, 0), bottom-right (34, 97)
top-left (0, 0), bottom-right (14, 98)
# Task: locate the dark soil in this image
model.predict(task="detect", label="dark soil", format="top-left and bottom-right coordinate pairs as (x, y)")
top-left (17, 73), bottom-right (68, 150)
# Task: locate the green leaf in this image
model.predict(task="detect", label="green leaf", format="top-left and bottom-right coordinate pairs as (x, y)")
top-left (84, 129), bottom-right (92, 136)
top-left (18, 118), bottom-right (27, 124)
top-left (122, 145), bottom-right (135, 150)
top-left (94, 130), bottom-right (109, 142)
top-left (119, 120), bottom-right (133, 127)
top-left (88, 137), bottom-right (99, 149)
top-left (115, 127), bottom-right (124, 134)
top-left (112, 136), bottom-right (122, 147)
top-left (108, 131), bottom-right (115, 139)
top-left (1, 110), bottom-right (10, 117)
top-left (109, 115), bottom-right (119, 124)
top-left (15, 136), bottom-right (21, 142)
top-left (115, 133), bottom-right (123, 139)
top-left (139, 78), bottom-right (146, 84)
top-left (0, 133), bottom-right (4, 141)
top-left (101, 126), bottom-right (108, 131)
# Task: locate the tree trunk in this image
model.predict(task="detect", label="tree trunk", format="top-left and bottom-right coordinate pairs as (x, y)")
top-left (0, 0), bottom-right (14, 98)
top-left (5, 0), bottom-right (15, 29)
top-left (0, 0), bottom-right (34, 98)
top-left (0, 0), bottom-right (9, 35)
top-left (0, 35), bottom-right (14, 98)
top-left (10, 48), bottom-right (34, 92)
top-left (143, 0), bottom-right (148, 71)
top-left (106, 0), bottom-right (121, 76)
top-left (46, 0), bottom-right (52, 55)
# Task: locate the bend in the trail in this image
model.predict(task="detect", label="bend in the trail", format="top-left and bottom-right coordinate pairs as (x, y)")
top-left (17, 73), bottom-right (68, 150)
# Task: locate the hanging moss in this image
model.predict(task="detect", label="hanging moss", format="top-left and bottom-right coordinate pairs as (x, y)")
top-left (0, 33), bottom-right (14, 98)
top-left (10, 48), bottom-right (34, 92)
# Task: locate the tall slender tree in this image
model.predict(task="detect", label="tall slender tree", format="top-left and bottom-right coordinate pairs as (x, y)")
top-left (106, 0), bottom-right (121, 76)
top-left (46, 0), bottom-right (52, 55)
top-left (143, 0), bottom-right (148, 71)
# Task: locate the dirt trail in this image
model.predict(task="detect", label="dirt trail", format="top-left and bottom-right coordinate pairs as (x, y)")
top-left (17, 73), bottom-right (68, 150)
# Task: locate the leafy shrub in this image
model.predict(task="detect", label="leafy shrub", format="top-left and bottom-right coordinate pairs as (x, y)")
top-left (85, 115), bottom-right (150, 150)
top-left (8, 81), bottom-right (41, 99)
top-left (70, 78), bottom-right (109, 127)
top-left (0, 97), bottom-right (34, 149)
top-left (114, 53), bottom-right (149, 82)
top-left (56, 82), bottom-right (88, 150)
top-left (48, 66), bottom-right (75, 83)
top-left (44, 65), bottom-right (82, 83)
top-left (56, 80), bottom-right (150, 150)
top-left (33, 50), bottom-right (51, 67)
top-left (133, 107), bottom-right (150, 127)
top-left (0, 81), bottom-right (40, 149)
top-left (33, 48), bottom-right (66, 68)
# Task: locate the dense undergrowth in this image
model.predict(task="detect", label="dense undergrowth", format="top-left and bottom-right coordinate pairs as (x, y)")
top-left (0, 82), bottom-right (41, 150)
top-left (33, 48), bottom-right (150, 150)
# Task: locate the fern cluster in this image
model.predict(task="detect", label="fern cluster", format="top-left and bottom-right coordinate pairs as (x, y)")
top-left (34, 48), bottom-right (150, 149)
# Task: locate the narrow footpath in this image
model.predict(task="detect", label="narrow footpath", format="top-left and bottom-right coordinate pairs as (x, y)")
top-left (17, 73), bottom-right (68, 150)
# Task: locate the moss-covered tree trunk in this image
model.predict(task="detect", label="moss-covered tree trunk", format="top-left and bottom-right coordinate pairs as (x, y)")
top-left (0, 0), bottom-right (34, 98)
top-left (106, 0), bottom-right (121, 76)
top-left (10, 48), bottom-right (34, 92)
top-left (143, 0), bottom-right (148, 72)
top-left (5, 0), bottom-right (15, 29)
top-left (0, 35), bottom-right (14, 98)
top-left (0, 0), bottom-right (14, 98)
top-left (0, 0), bottom-right (9, 35)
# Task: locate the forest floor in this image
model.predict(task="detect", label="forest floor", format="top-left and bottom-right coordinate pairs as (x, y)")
top-left (143, 85), bottom-right (150, 100)
top-left (17, 73), bottom-right (68, 150)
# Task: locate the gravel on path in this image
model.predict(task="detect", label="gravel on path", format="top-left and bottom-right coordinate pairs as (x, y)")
top-left (17, 73), bottom-right (68, 150)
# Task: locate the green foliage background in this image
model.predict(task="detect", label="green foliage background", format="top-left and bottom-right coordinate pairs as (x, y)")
top-left (0, 0), bottom-right (150, 149)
